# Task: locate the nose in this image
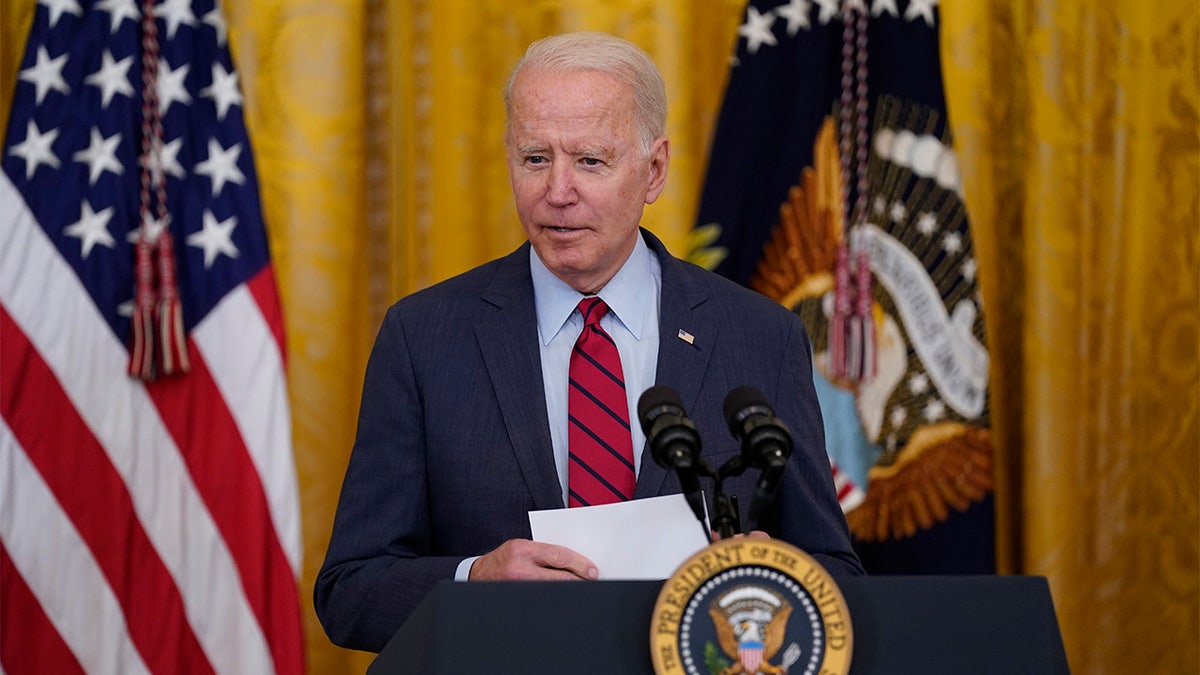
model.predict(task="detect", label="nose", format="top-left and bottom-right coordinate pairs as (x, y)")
top-left (545, 162), bottom-right (576, 206)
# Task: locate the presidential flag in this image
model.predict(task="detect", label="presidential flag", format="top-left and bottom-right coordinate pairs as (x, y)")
top-left (694, 0), bottom-right (995, 573)
top-left (0, 0), bottom-right (304, 672)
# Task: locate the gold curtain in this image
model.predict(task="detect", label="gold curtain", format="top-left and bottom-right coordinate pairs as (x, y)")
top-left (2, 1), bottom-right (1196, 673)
top-left (942, 2), bottom-right (1199, 673)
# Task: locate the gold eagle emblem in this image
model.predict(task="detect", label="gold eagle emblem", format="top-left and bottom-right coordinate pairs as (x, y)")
top-left (708, 586), bottom-right (795, 675)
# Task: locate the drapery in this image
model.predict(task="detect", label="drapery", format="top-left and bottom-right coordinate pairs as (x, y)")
top-left (2, 1), bottom-right (1195, 673)
top-left (943, 2), bottom-right (1198, 671)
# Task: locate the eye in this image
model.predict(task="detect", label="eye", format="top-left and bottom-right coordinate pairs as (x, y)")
top-left (525, 155), bottom-right (547, 166)
top-left (580, 157), bottom-right (603, 167)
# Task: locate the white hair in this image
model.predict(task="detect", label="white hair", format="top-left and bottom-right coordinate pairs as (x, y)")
top-left (504, 32), bottom-right (667, 155)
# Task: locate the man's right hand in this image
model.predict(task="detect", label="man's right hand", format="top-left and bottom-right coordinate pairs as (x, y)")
top-left (468, 539), bottom-right (599, 581)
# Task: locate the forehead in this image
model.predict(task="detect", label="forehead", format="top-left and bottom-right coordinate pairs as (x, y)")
top-left (508, 68), bottom-right (635, 132)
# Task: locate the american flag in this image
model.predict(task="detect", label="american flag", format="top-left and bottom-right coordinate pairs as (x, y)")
top-left (0, 1), bottom-right (304, 673)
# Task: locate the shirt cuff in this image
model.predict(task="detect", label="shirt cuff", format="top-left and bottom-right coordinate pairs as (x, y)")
top-left (454, 555), bottom-right (480, 581)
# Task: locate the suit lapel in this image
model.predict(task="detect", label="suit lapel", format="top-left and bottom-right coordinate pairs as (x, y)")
top-left (635, 232), bottom-right (718, 498)
top-left (475, 245), bottom-right (564, 510)
top-left (478, 233), bottom-right (719, 505)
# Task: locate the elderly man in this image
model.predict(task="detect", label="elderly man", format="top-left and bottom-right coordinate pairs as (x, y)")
top-left (315, 31), bottom-right (863, 653)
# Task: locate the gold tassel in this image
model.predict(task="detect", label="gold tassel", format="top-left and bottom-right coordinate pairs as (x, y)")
top-left (155, 231), bottom-right (190, 375)
top-left (128, 236), bottom-right (156, 380)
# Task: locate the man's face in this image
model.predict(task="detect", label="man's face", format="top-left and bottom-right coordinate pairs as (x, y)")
top-left (506, 67), bottom-right (669, 294)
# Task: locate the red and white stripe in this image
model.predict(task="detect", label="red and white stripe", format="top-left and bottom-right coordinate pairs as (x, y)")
top-left (0, 172), bottom-right (303, 673)
top-left (831, 462), bottom-right (865, 513)
top-left (739, 644), bottom-right (764, 673)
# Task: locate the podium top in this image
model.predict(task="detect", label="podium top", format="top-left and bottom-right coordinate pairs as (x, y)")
top-left (369, 576), bottom-right (1069, 675)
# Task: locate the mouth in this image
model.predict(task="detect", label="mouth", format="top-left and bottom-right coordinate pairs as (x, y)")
top-left (544, 224), bottom-right (586, 235)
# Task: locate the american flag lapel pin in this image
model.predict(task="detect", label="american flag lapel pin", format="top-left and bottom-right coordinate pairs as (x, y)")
top-left (677, 329), bottom-right (695, 345)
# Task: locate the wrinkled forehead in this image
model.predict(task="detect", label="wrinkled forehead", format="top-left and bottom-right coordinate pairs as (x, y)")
top-left (509, 66), bottom-right (630, 108)
top-left (505, 68), bottom-right (636, 137)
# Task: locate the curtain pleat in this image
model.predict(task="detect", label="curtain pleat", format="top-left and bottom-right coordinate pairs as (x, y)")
top-left (944, 2), bottom-right (1198, 672)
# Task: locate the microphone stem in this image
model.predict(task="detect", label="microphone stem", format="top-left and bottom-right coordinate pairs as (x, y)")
top-left (711, 479), bottom-right (741, 540)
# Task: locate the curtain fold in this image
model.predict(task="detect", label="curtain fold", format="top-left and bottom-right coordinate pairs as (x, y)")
top-left (2, 1), bottom-right (1196, 673)
top-left (219, 2), bottom-right (376, 673)
top-left (943, 2), bottom-right (1198, 672)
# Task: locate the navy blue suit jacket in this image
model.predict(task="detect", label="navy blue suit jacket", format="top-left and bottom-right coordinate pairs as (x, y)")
top-left (314, 230), bottom-right (863, 652)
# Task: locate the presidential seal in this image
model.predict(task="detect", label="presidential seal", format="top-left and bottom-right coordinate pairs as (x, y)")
top-left (650, 538), bottom-right (852, 675)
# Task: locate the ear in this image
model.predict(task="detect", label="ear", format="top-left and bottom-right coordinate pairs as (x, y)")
top-left (644, 137), bottom-right (670, 204)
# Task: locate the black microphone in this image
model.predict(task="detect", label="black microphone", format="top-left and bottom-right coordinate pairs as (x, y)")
top-left (723, 386), bottom-right (793, 530)
top-left (638, 385), bottom-right (708, 536)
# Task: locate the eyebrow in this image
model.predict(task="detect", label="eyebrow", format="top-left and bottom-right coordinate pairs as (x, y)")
top-left (512, 143), bottom-right (616, 161)
top-left (576, 147), bottom-right (614, 161)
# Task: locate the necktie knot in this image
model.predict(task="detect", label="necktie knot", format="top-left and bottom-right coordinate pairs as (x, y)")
top-left (577, 297), bottom-right (608, 328)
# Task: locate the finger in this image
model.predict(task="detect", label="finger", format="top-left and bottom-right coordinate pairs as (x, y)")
top-left (532, 542), bottom-right (598, 580)
top-left (712, 529), bottom-right (771, 541)
top-left (470, 539), bottom-right (598, 581)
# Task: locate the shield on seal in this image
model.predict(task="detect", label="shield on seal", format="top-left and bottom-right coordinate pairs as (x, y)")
top-left (739, 640), bottom-right (765, 672)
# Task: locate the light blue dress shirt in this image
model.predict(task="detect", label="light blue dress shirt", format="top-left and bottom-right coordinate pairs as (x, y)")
top-left (530, 232), bottom-right (662, 505)
top-left (455, 233), bottom-right (661, 580)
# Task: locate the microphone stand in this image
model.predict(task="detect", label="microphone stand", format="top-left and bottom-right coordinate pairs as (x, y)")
top-left (688, 454), bottom-right (753, 541)
top-left (710, 459), bottom-right (745, 540)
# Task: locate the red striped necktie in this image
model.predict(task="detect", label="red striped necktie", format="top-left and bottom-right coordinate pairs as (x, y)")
top-left (567, 297), bottom-right (635, 507)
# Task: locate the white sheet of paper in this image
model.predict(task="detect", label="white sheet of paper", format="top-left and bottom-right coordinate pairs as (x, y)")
top-left (528, 494), bottom-right (709, 580)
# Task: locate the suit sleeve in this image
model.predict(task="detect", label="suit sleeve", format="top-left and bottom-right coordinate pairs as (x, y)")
top-left (766, 313), bottom-right (866, 577)
top-left (313, 304), bottom-right (463, 652)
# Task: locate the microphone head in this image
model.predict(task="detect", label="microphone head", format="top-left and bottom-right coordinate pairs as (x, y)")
top-left (638, 384), bottom-right (686, 435)
top-left (638, 385), bottom-right (700, 470)
top-left (723, 385), bottom-right (774, 436)
top-left (723, 385), bottom-right (792, 468)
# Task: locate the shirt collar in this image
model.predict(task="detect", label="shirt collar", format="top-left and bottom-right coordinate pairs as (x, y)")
top-left (531, 232), bottom-right (654, 345)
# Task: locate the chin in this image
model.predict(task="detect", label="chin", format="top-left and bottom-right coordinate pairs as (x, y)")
top-left (546, 257), bottom-right (593, 279)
